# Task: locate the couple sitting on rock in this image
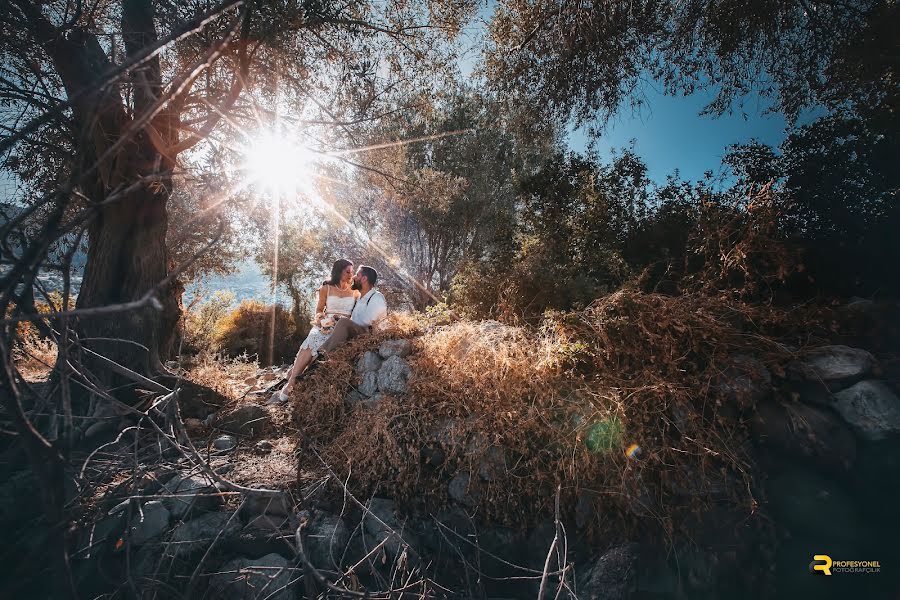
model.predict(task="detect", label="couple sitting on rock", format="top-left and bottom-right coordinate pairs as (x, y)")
top-left (270, 259), bottom-right (387, 404)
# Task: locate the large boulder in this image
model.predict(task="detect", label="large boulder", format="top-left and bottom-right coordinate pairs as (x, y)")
top-left (217, 404), bottom-right (271, 438)
top-left (177, 381), bottom-right (229, 419)
top-left (751, 400), bottom-right (857, 469)
top-left (378, 339), bottom-right (412, 358)
top-left (715, 354), bottom-right (772, 410)
top-left (167, 511), bottom-right (241, 558)
top-left (358, 371), bottom-right (379, 397)
top-left (209, 554), bottom-right (295, 600)
top-left (448, 471), bottom-right (481, 507)
top-left (239, 491), bottom-right (294, 522)
top-left (788, 345), bottom-right (875, 390)
top-left (376, 355), bottom-right (411, 395)
top-left (830, 380), bottom-right (900, 441)
top-left (296, 510), bottom-right (351, 570)
top-left (75, 512), bottom-right (126, 559)
top-left (161, 474), bottom-right (224, 520)
top-left (356, 351), bottom-right (383, 374)
top-left (128, 501), bottom-right (171, 546)
top-left (362, 498), bottom-right (418, 563)
top-left (576, 544), bottom-right (680, 600)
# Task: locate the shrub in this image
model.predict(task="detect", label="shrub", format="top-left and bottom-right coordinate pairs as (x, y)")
top-left (182, 291), bottom-right (235, 354)
top-left (214, 300), bottom-right (300, 366)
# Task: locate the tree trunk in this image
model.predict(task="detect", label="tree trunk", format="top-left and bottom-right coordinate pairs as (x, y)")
top-left (76, 167), bottom-right (181, 374)
top-left (15, 0), bottom-right (182, 382)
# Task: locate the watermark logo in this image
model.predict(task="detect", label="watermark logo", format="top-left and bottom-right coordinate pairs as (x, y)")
top-left (811, 555), bottom-right (833, 575)
top-left (810, 554), bottom-right (880, 575)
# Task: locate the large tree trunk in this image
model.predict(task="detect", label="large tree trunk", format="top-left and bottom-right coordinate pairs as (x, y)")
top-left (18, 0), bottom-right (182, 381)
top-left (75, 163), bottom-right (181, 374)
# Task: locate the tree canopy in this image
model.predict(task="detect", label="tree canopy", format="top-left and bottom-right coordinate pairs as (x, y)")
top-left (485, 0), bottom-right (897, 127)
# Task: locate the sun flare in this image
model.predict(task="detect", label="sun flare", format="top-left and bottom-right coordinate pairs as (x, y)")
top-left (243, 132), bottom-right (317, 198)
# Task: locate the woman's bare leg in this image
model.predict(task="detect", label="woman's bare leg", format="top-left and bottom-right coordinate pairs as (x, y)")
top-left (281, 348), bottom-right (314, 395)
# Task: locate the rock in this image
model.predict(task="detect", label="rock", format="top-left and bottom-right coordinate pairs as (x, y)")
top-left (356, 351), bottom-right (383, 374)
top-left (362, 498), bottom-right (416, 562)
top-left (217, 404), bottom-right (271, 437)
top-left (358, 371), bottom-right (379, 397)
top-left (377, 355), bottom-right (411, 395)
top-left (842, 297), bottom-right (876, 315)
top-left (244, 513), bottom-right (293, 535)
top-left (255, 440), bottom-right (274, 454)
top-left (577, 544), bottom-right (680, 600)
top-left (130, 545), bottom-right (163, 585)
top-left (831, 380), bottom-right (900, 440)
top-left (297, 511), bottom-right (350, 570)
top-left (448, 471), bottom-right (481, 507)
top-left (213, 435), bottom-right (238, 452)
top-left (716, 355), bottom-right (772, 410)
top-left (420, 445), bottom-right (446, 467)
top-left (359, 393), bottom-right (385, 410)
top-left (751, 400), bottom-right (857, 469)
top-left (177, 381), bottom-right (229, 419)
top-left (378, 339), bottom-right (412, 359)
top-left (524, 520), bottom-right (556, 569)
top-left (167, 511), bottom-right (240, 558)
top-left (128, 501), bottom-right (170, 546)
top-left (477, 446), bottom-right (507, 481)
top-left (227, 529), bottom-right (295, 559)
top-left (480, 526), bottom-right (529, 575)
top-left (215, 463), bottom-right (234, 475)
top-left (209, 554), bottom-right (295, 600)
top-left (578, 544), bottom-right (638, 600)
top-left (162, 475), bottom-right (224, 520)
top-left (767, 464), bottom-right (865, 542)
top-left (239, 492), bottom-right (294, 521)
top-left (788, 345), bottom-right (875, 390)
top-left (75, 513), bottom-right (126, 559)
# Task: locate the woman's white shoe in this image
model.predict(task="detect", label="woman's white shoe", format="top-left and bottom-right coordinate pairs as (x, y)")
top-left (268, 390), bottom-right (290, 405)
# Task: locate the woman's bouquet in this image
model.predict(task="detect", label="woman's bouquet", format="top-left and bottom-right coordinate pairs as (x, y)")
top-left (315, 313), bottom-right (336, 331)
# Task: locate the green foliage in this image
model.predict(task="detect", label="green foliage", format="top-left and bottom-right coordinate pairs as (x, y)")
top-left (725, 108), bottom-right (899, 296)
top-left (182, 291), bottom-right (236, 355)
top-left (581, 415), bottom-right (624, 454)
top-left (452, 150), bottom-right (651, 320)
top-left (360, 89), bottom-right (548, 310)
top-left (486, 0), bottom-right (896, 128)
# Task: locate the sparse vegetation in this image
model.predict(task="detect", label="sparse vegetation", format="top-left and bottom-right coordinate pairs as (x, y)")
top-left (214, 300), bottom-right (303, 366)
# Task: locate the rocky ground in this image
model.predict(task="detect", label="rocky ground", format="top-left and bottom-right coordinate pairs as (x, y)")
top-left (2, 303), bottom-right (899, 599)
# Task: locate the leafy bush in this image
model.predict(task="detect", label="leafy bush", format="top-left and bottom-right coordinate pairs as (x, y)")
top-left (214, 300), bottom-right (300, 366)
top-left (182, 291), bottom-right (235, 354)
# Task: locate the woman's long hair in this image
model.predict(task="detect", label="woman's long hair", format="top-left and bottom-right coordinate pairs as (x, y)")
top-left (324, 258), bottom-right (353, 286)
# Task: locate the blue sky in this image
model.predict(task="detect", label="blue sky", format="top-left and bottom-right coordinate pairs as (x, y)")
top-left (457, 6), bottom-right (808, 185)
top-left (566, 86), bottom-right (804, 184)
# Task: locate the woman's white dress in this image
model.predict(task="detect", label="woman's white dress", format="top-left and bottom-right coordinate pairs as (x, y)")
top-left (299, 291), bottom-right (356, 357)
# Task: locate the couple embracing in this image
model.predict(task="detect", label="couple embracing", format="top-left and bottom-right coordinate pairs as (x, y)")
top-left (270, 259), bottom-right (387, 404)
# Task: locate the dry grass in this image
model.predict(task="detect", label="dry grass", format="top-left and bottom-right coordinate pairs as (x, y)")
top-left (289, 292), bottom-right (824, 542)
top-left (226, 435), bottom-right (300, 489)
top-left (184, 352), bottom-right (259, 399)
top-left (14, 338), bottom-right (57, 382)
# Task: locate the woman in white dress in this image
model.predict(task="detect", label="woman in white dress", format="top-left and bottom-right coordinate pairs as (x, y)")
top-left (270, 259), bottom-right (360, 403)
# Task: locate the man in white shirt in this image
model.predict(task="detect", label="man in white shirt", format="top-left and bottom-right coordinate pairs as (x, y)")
top-left (319, 265), bottom-right (387, 354)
